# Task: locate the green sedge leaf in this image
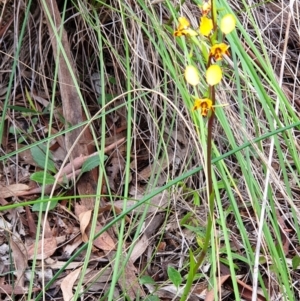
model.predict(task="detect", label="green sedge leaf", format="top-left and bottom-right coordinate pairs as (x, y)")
top-left (32, 197), bottom-right (58, 212)
top-left (30, 145), bottom-right (56, 173)
top-left (139, 275), bottom-right (156, 285)
top-left (81, 154), bottom-right (107, 174)
top-left (167, 266), bottom-right (182, 288)
top-left (292, 255), bottom-right (300, 270)
top-left (30, 171), bottom-right (55, 184)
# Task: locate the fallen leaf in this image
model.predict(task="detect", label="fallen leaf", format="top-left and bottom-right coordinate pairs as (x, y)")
top-left (131, 213), bottom-right (165, 262)
top-left (78, 210), bottom-right (92, 242)
top-left (114, 191), bottom-right (169, 215)
top-left (74, 203), bottom-right (89, 217)
top-left (42, 214), bottom-right (53, 238)
top-left (0, 284), bottom-right (39, 294)
top-left (106, 156), bottom-right (126, 191)
top-left (25, 206), bottom-right (36, 237)
top-left (205, 275), bottom-right (230, 301)
top-left (105, 251), bottom-right (145, 299)
top-left (236, 278), bottom-right (267, 301)
top-left (35, 268), bottom-right (53, 283)
top-left (63, 234), bottom-right (82, 257)
top-left (136, 150), bottom-right (174, 181)
top-left (10, 239), bottom-right (27, 288)
top-left (76, 205), bottom-right (115, 251)
top-left (27, 237), bottom-right (57, 260)
top-left (56, 235), bottom-right (68, 244)
top-left (0, 184), bottom-right (30, 198)
top-left (45, 258), bottom-right (83, 270)
top-left (13, 143), bottom-right (39, 166)
top-left (0, 197), bottom-right (13, 215)
top-left (31, 91), bottom-right (49, 107)
top-left (225, 277), bottom-right (267, 301)
top-left (93, 222), bottom-right (116, 251)
top-left (130, 234), bottom-right (149, 262)
top-left (61, 267), bottom-right (82, 301)
top-left (75, 267), bottom-right (113, 292)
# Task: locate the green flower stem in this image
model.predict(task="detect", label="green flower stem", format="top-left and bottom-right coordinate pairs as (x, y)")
top-left (180, 84), bottom-right (216, 301)
top-left (191, 84), bottom-right (216, 282)
top-left (179, 200), bottom-right (214, 300)
top-left (211, 0), bottom-right (217, 31)
top-left (207, 84), bottom-right (215, 196)
top-left (177, 2), bottom-right (218, 299)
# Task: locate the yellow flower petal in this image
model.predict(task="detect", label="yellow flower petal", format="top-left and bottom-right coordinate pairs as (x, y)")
top-left (200, 1), bottom-right (211, 16)
top-left (183, 29), bottom-right (198, 36)
top-left (206, 64), bottom-right (222, 86)
top-left (174, 17), bottom-right (198, 37)
top-left (178, 17), bottom-right (190, 30)
top-left (220, 14), bottom-right (236, 34)
top-left (185, 65), bottom-right (200, 86)
top-left (193, 98), bottom-right (213, 116)
top-left (199, 17), bottom-right (213, 36)
top-left (174, 30), bottom-right (183, 37)
top-left (210, 43), bottom-right (230, 61)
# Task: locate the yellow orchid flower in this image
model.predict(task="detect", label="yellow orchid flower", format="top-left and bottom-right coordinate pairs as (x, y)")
top-left (199, 0), bottom-right (211, 16)
top-left (184, 65), bottom-right (200, 86)
top-left (174, 17), bottom-right (198, 37)
top-left (178, 17), bottom-right (190, 29)
top-left (210, 43), bottom-right (230, 61)
top-left (220, 14), bottom-right (236, 34)
top-left (193, 98), bottom-right (213, 116)
top-left (199, 16), bottom-right (213, 37)
top-left (206, 64), bottom-right (222, 86)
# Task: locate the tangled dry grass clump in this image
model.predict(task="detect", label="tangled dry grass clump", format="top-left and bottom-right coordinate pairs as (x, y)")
top-left (0, 0), bottom-right (300, 300)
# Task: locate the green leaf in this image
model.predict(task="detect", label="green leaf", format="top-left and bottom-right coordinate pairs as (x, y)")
top-left (30, 145), bottom-right (56, 173)
top-left (183, 224), bottom-right (206, 236)
top-left (143, 296), bottom-right (160, 301)
top-left (292, 255), bottom-right (300, 270)
top-left (9, 126), bottom-right (22, 135)
top-left (179, 212), bottom-right (193, 226)
top-left (32, 197), bottom-right (58, 212)
top-left (25, 87), bottom-right (38, 112)
top-left (81, 154), bottom-right (107, 174)
top-left (139, 275), bottom-right (156, 285)
top-left (167, 266), bottom-right (182, 288)
top-left (105, 93), bottom-right (114, 103)
top-left (219, 257), bottom-right (239, 270)
top-left (193, 191), bottom-right (200, 206)
top-left (30, 171), bottom-right (55, 184)
top-left (108, 76), bottom-right (117, 84)
top-left (7, 105), bottom-right (38, 113)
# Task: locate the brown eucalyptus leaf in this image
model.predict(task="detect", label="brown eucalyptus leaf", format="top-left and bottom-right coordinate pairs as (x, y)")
top-left (78, 210), bottom-right (92, 242)
top-left (0, 184), bottom-right (30, 198)
top-left (92, 222), bottom-right (116, 251)
top-left (10, 239), bottom-right (27, 287)
top-left (61, 267), bottom-right (82, 301)
top-left (27, 237), bottom-right (57, 260)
